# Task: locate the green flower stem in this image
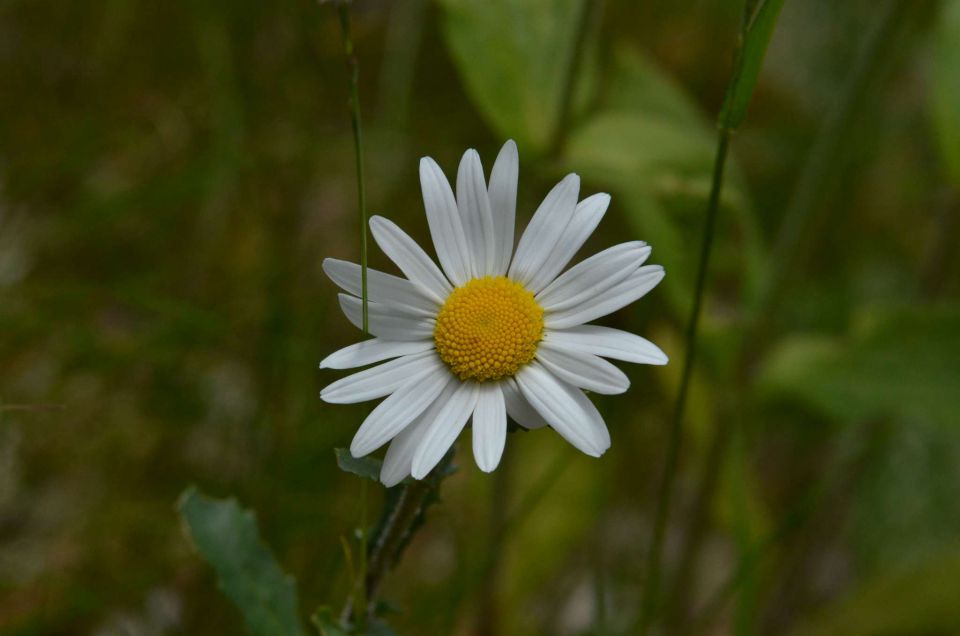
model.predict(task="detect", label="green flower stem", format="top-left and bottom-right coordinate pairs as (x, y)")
top-left (336, 1), bottom-right (369, 335)
top-left (362, 449), bottom-right (454, 616)
top-left (638, 128), bottom-right (732, 635)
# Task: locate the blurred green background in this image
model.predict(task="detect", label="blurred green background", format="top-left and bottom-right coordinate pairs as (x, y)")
top-left (1, 0), bottom-right (958, 634)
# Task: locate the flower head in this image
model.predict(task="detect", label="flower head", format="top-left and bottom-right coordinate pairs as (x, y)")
top-left (321, 141), bottom-right (667, 486)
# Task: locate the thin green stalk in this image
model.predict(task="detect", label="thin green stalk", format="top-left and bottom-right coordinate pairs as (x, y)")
top-left (748, 0), bottom-right (914, 345)
top-left (333, 1), bottom-right (370, 627)
top-left (671, 1), bottom-right (926, 628)
top-left (336, 1), bottom-right (369, 334)
top-left (639, 0), bottom-right (790, 622)
top-left (550, 0), bottom-right (599, 156)
top-left (337, 451), bottom-right (455, 625)
top-left (639, 129), bottom-right (732, 634)
top-left (687, 419), bottom-right (879, 636)
top-left (364, 451), bottom-right (455, 609)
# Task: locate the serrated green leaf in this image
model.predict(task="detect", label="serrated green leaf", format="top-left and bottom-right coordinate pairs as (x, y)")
top-left (931, 0), bottom-right (960, 185)
top-left (719, 0), bottom-right (786, 129)
top-left (335, 447), bottom-right (382, 481)
top-left (177, 487), bottom-right (306, 636)
top-left (436, 0), bottom-right (597, 154)
top-left (790, 548), bottom-right (960, 636)
top-left (759, 304), bottom-right (960, 429)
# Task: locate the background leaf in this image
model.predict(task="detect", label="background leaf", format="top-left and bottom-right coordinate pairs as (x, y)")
top-left (436, 0), bottom-right (597, 154)
top-left (789, 548), bottom-right (960, 636)
top-left (759, 304), bottom-right (960, 430)
top-left (561, 45), bottom-right (761, 315)
top-left (178, 487), bottom-right (306, 636)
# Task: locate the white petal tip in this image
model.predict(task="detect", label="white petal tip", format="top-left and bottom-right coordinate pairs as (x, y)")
top-left (476, 459), bottom-right (499, 473)
top-left (318, 352), bottom-right (337, 368)
top-left (410, 466), bottom-right (428, 480)
top-left (380, 474), bottom-right (405, 488)
top-left (349, 441), bottom-right (370, 458)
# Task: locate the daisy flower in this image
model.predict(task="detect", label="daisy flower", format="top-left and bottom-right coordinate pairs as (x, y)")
top-left (321, 140), bottom-right (667, 486)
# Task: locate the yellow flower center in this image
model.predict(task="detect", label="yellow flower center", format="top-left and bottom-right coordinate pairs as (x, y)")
top-left (434, 276), bottom-right (544, 382)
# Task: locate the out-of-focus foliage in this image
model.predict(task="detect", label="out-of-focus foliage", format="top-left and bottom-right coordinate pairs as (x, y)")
top-left (932, 0), bottom-right (960, 185)
top-left (560, 45), bottom-right (761, 314)
top-left (178, 488), bottom-right (306, 636)
top-left (790, 549), bottom-right (960, 636)
top-left (760, 304), bottom-right (960, 429)
top-left (0, 0), bottom-right (958, 634)
top-left (436, 0), bottom-right (597, 154)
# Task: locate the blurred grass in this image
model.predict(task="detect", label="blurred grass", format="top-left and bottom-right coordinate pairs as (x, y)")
top-left (0, 0), bottom-right (958, 634)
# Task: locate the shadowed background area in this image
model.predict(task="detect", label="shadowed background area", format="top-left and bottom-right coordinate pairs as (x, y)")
top-left (1, 0), bottom-right (958, 634)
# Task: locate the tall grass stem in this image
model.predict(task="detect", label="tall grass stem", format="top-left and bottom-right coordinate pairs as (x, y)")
top-left (638, 129), bottom-right (732, 634)
top-left (336, 2), bottom-right (369, 335)
top-left (334, 1), bottom-right (370, 627)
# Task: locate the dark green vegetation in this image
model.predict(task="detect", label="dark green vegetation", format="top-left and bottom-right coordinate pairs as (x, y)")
top-left (1, 0), bottom-right (958, 634)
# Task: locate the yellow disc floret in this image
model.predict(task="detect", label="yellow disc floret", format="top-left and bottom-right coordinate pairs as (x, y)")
top-left (434, 276), bottom-right (544, 382)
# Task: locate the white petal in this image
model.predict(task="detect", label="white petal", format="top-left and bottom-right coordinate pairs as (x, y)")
top-left (420, 157), bottom-right (473, 286)
top-left (545, 265), bottom-right (665, 329)
top-left (379, 421), bottom-right (423, 487)
top-left (508, 174), bottom-right (580, 287)
top-left (320, 338), bottom-right (435, 369)
top-left (537, 241), bottom-right (651, 312)
top-left (411, 381), bottom-right (479, 479)
top-left (339, 294), bottom-right (435, 341)
top-left (380, 381), bottom-right (459, 487)
top-left (526, 193), bottom-right (609, 293)
top-left (322, 258), bottom-right (438, 316)
top-left (320, 351), bottom-right (441, 404)
top-left (350, 368), bottom-right (453, 457)
top-left (472, 383), bottom-right (507, 472)
top-left (488, 140), bottom-right (518, 276)
top-left (515, 362), bottom-right (611, 457)
top-left (369, 215), bottom-right (452, 303)
top-left (536, 343), bottom-right (630, 395)
top-left (543, 326), bottom-right (668, 365)
top-left (456, 149), bottom-right (496, 277)
top-left (502, 377), bottom-right (548, 429)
